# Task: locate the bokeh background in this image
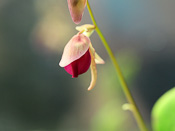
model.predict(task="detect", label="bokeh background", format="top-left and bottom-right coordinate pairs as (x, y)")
top-left (1, 0), bottom-right (175, 130)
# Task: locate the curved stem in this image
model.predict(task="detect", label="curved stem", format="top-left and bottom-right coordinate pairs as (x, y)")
top-left (87, 1), bottom-right (148, 131)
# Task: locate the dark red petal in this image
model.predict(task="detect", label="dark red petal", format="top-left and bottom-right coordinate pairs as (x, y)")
top-left (64, 50), bottom-right (91, 78)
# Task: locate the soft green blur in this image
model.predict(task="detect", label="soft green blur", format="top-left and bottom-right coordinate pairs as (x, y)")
top-left (152, 87), bottom-right (175, 131)
top-left (1, 0), bottom-right (175, 130)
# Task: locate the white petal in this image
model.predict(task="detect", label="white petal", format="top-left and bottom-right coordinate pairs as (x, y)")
top-left (59, 34), bottom-right (90, 67)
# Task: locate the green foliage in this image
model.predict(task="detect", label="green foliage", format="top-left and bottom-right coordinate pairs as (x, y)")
top-left (152, 87), bottom-right (175, 131)
top-left (90, 101), bottom-right (127, 131)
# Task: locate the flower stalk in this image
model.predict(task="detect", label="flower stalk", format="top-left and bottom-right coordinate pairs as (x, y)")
top-left (87, 1), bottom-right (148, 131)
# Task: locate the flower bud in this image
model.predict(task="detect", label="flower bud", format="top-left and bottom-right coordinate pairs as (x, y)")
top-left (67, 0), bottom-right (87, 24)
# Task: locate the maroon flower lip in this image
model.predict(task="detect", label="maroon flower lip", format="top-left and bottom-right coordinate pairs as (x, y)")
top-left (64, 49), bottom-right (91, 78)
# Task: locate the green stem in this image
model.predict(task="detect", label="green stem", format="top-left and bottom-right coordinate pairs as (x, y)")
top-left (87, 1), bottom-right (148, 131)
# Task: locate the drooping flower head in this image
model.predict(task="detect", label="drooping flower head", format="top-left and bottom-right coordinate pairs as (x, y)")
top-left (59, 24), bottom-right (104, 90)
top-left (67, 0), bottom-right (87, 24)
top-left (59, 33), bottom-right (91, 78)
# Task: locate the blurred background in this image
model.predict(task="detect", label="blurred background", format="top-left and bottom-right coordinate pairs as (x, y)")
top-left (0, 0), bottom-right (175, 130)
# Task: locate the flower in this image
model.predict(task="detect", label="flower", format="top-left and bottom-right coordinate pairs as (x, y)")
top-left (59, 33), bottom-right (91, 78)
top-left (67, 0), bottom-right (87, 24)
top-left (59, 24), bottom-right (104, 90)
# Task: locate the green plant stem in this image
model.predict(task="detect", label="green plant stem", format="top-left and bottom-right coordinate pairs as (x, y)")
top-left (87, 1), bottom-right (148, 131)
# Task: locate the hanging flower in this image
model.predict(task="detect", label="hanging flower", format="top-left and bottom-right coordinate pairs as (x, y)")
top-left (59, 24), bottom-right (104, 90)
top-left (59, 33), bottom-right (91, 78)
top-left (67, 0), bottom-right (87, 24)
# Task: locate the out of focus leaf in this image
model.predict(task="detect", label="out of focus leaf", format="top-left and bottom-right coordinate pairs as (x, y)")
top-left (152, 87), bottom-right (175, 131)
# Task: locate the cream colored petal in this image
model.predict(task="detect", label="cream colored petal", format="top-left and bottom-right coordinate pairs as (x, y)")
top-left (76, 24), bottom-right (95, 37)
top-left (88, 46), bottom-right (97, 91)
top-left (89, 43), bottom-right (105, 64)
top-left (95, 52), bottom-right (105, 64)
top-left (59, 33), bottom-right (90, 67)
